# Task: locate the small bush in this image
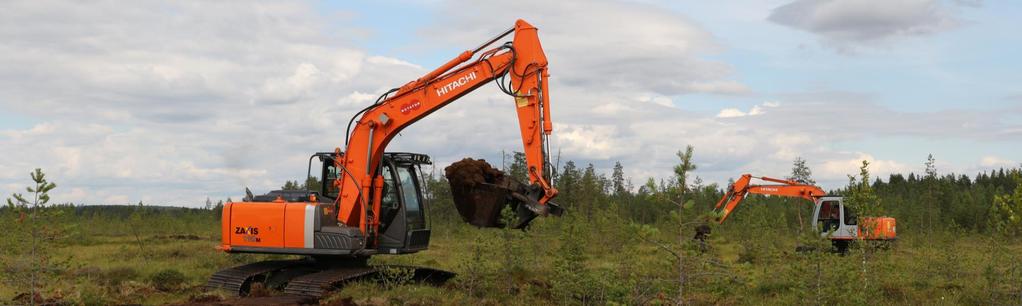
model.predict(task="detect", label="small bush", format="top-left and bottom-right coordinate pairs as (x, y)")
top-left (149, 268), bottom-right (186, 291)
top-left (737, 242), bottom-right (759, 264)
top-left (78, 285), bottom-right (110, 306)
top-left (103, 266), bottom-right (139, 286)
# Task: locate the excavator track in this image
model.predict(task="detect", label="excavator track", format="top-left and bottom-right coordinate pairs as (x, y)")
top-left (283, 266), bottom-right (377, 297)
top-left (208, 260), bottom-right (457, 299)
top-left (283, 265), bottom-right (456, 297)
top-left (205, 259), bottom-right (306, 295)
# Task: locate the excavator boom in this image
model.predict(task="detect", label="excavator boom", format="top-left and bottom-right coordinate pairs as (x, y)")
top-left (336, 19), bottom-right (557, 234)
top-left (713, 174), bottom-right (826, 223)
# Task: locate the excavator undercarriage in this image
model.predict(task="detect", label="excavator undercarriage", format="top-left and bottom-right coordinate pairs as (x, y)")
top-left (207, 154), bottom-right (542, 298)
top-left (205, 258), bottom-right (454, 298)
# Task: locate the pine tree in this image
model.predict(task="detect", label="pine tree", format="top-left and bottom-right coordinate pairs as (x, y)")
top-left (508, 151), bottom-right (528, 183)
top-left (923, 154), bottom-right (940, 233)
top-left (788, 157), bottom-right (815, 233)
top-left (924, 154), bottom-right (937, 179)
top-left (281, 180), bottom-right (301, 191)
top-left (990, 172), bottom-right (1022, 235)
top-left (789, 156), bottom-right (815, 185)
top-left (672, 145), bottom-right (696, 305)
top-left (844, 160), bottom-right (881, 302)
top-left (4, 169), bottom-right (61, 302)
top-left (557, 161), bottom-right (581, 210)
top-left (498, 205), bottom-right (525, 296)
top-left (303, 176), bottom-right (322, 192)
top-left (553, 223), bottom-right (592, 304)
top-left (582, 164), bottom-right (599, 218)
top-left (674, 146), bottom-right (696, 195)
top-left (612, 161), bottom-right (627, 197)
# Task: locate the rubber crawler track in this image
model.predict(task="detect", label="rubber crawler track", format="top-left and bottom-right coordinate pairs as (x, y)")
top-left (207, 261), bottom-right (456, 298)
top-left (204, 259), bottom-right (306, 295)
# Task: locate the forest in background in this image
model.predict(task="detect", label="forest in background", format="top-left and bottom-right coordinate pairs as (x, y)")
top-left (3, 149), bottom-right (1022, 305)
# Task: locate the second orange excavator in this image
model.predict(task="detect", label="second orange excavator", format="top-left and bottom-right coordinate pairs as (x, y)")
top-left (712, 174), bottom-right (896, 251)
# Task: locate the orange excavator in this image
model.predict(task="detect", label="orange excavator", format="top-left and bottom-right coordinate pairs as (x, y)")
top-left (206, 19), bottom-right (561, 297)
top-left (712, 174), bottom-right (896, 251)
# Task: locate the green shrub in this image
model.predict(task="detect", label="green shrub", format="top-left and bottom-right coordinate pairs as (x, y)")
top-left (78, 285), bottom-right (109, 306)
top-left (103, 266), bottom-right (139, 286)
top-left (149, 268), bottom-right (186, 291)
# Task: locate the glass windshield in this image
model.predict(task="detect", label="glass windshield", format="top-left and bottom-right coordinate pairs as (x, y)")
top-left (381, 166), bottom-right (399, 210)
top-left (396, 166), bottom-right (425, 229)
top-left (324, 163), bottom-right (340, 199)
top-left (817, 200), bottom-right (841, 232)
top-left (843, 205), bottom-right (857, 225)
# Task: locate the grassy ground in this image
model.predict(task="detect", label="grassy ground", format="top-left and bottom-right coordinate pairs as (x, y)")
top-left (2, 212), bottom-right (1021, 305)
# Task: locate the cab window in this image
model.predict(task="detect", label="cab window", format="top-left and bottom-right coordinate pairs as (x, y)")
top-left (324, 164), bottom-right (340, 199)
top-left (817, 201), bottom-right (841, 232)
top-left (374, 164), bottom-right (403, 230)
top-left (381, 166), bottom-right (399, 211)
top-left (395, 166), bottom-right (425, 229)
top-left (843, 205), bottom-right (858, 225)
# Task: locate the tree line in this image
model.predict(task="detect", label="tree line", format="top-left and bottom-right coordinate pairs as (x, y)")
top-left (424, 151), bottom-right (1022, 237)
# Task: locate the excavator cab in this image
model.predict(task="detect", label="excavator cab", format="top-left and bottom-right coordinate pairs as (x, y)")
top-left (812, 197), bottom-right (857, 240)
top-left (369, 153), bottom-right (431, 251)
top-left (220, 152), bottom-right (433, 257)
top-left (811, 196), bottom-right (896, 245)
top-left (311, 152), bottom-right (432, 253)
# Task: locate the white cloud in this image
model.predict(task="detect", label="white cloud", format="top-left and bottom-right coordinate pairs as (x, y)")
top-left (716, 101), bottom-right (779, 118)
top-left (980, 156), bottom-right (1016, 168)
top-left (0, 1), bottom-right (421, 205)
top-left (717, 108), bottom-right (748, 118)
top-left (418, 0), bottom-right (746, 96)
top-left (769, 0), bottom-right (967, 51)
top-left (635, 95), bottom-right (676, 108)
top-left (748, 105), bottom-right (765, 116)
top-left (820, 153), bottom-right (911, 180)
top-left (366, 56), bottom-right (422, 70)
top-left (554, 124), bottom-right (629, 160)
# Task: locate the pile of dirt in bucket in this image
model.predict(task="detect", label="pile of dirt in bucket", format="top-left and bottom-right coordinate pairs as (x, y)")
top-left (444, 158), bottom-right (516, 227)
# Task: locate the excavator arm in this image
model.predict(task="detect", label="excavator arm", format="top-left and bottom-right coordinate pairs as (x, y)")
top-left (713, 174), bottom-right (826, 223)
top-left (335, 19), bottom-right (557, 234)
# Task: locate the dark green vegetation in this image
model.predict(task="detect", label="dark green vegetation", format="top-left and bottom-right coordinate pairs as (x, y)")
top-left (3, 152), bottom-right (1022, 305)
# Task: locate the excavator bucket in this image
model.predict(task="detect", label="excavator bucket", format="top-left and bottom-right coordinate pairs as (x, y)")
top-left (445, 158), bottom-right (562, 228)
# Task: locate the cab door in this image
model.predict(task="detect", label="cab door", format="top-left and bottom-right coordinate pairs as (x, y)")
top-left (376, 161), bottom-right (431, 252)
top-left (814, 197), bottom-right (858, 240)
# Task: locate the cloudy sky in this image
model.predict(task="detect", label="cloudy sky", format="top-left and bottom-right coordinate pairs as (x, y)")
top-left (1, 0), bottom-right (1019, 206)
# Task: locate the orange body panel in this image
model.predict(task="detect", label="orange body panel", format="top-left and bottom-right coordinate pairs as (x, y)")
top-left (219, 202), bottom-right (233, 251)
top-left (859, 217), bottom-right (897, 240)
top-left (221, 201), bottom-right (314, 250)
top-left (227, 202), bottom-right (286, 248)
top-left (283, 203), bottom-right (309, 248)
